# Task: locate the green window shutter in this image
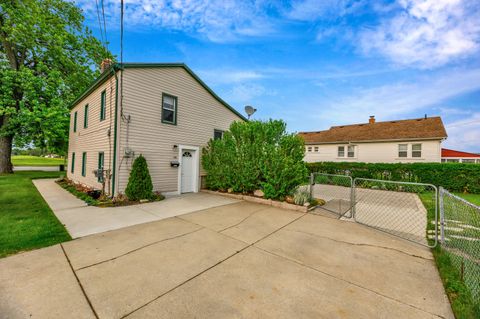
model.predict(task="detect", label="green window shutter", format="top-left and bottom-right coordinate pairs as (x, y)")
top-left (84, 104), bottom-right (89, 128)
top-left (82, 152), bottom-right (87, 177)
top-left (100, 90), bottom-right (106, 121)
top-left (71, 152), bottom-right (75, 173)
top-left (97, 152), bottom-right (104, 182)
top-left (73, 111), bottom-right (77, 132)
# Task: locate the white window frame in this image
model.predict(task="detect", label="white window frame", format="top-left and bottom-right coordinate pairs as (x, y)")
top-left (412, 143), bottom-right (422, 158)
top-left (398, 144), bottom-right (408, 158)
top-left (338, 146), bottom-right (345, 157)
top-left (314, 146), bottom-right (319, 152)
top-left (307, 146), bottom-right (312, 152)
top-left (347, 145), bottom-right (355, 158)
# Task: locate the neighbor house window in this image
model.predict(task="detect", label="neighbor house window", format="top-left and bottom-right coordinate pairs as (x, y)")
top-left (446, 159), bottom-right (459, 163)
top-left (162, 93), bottom-right (177, 125)
top-left (71, 152), bottom-right (75, 173)
top-left (398, 144), bottom-right (408, 158)
top-left (347, 145), bottom-right (355, 158)
top-left (214, 129), bottom-right (224, 140)
top-left (314, 146), bottom-right (319, 152)
top-left (82, 152), bottom-right (87, 177)
top-left (100, 90), bottom-right (106, 121)
top-left (412, 144), bottom-right (422, 158)
top-left (97, 152), bottom-right (104, 182)
top-left (462, 159), bottom-right (475, 163)
top-left (338, 146), bottom-right (345, 157)
top-left (307, 146), bottom-right (312, 152)
top-left (73, 111), bottom-right (77, 132)
top-left (84, 104), bottom-right (89, 128)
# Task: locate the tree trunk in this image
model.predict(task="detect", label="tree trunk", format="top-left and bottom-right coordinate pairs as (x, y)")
top-left (0, 135), bottom-right (13, 174)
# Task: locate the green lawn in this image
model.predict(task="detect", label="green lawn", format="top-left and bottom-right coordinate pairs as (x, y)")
top-left (12, 155), bottom-right (65, 166)
top-left (0, 171), bottom-right (71, 258)
top-left (455, 192), bottom-right (480, 206)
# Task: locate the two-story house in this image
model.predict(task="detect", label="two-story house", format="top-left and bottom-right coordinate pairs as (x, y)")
top-left (67, 62), bottom-right (245, 196)
top-left (299, 116), bottom-right (447, 163)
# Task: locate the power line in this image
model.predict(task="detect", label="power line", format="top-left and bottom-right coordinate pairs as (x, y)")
top-left (101, 0), bottom-right (108, 50)
top-left (95, 0), bottom-right (105, 48)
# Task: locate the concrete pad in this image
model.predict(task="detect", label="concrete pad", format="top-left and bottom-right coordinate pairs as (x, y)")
top-left (54, 205), bottom-right (160, 238)
top-left (138, 192), bottom-right (240, 218)
top-left (220, 207), bottom-right (304, 244)
top-left (126, 247), bottom-right (438, 319)
top-left (256, 216), bottom-right (453, 318)
top-left (0, 245), bottom-right (94, 319)
top-left (179, 201), bottom-right (268, 231)
top-left (76, 228), bottom-right (247, 319)
top-left (34, 179), bottom-right (242, 238)
top-left (63, 217), bottom-right (202, 270)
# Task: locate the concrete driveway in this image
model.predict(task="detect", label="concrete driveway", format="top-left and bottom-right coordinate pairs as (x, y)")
top-left (0, 201), bottom-right (453, 319)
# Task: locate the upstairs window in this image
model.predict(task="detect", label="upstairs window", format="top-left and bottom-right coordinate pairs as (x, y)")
top-left (100, 90), bottom-right (106, 121)
top-left (162, 94), bottom-right (177, 125)
top-left (338, 146), bottom-right (345, 157)
top-left (73, 111), bottom-right (77, 132)
top-left (84, 104), bottom-right (89, 128)
top-left (214, 129), bottom-right (224, 140)
top-left (347, 145), bottom-right (355, 158)
top-left (398, 144), bottom-right (408, 158)
top-left (412, 144), bottom-right (422, 158)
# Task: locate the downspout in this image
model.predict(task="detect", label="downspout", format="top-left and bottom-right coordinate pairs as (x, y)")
top-left (111, 66), bottom-right (119, 196)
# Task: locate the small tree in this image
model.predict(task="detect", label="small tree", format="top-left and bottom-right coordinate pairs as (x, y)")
top-left (125, 155), bottom-right (153, 201)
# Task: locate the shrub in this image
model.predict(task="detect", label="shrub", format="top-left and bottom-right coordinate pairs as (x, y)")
top-left (125, 155), bottom-right (153, 201)
top-left (307, 162), bottom-right (480, 194)
top-left (202, 120), bottom-right (308, 200)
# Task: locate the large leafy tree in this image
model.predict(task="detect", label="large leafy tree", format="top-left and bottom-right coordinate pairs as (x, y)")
top-left (0, 0), bottom-right (111, 173)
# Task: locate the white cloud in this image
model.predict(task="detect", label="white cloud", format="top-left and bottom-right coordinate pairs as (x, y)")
top-left (312, 68), bottom-right (480, 125)
top-left (74, 0), bottom-right (275, 42)
top-left (359, 0), bottom-right (480, 68)
top-left (197, 70), bottom-right (265, 85)
top-left (443, 113), bottom-right (480, 152)
top-left (225, 83), bottom-right (276, 104)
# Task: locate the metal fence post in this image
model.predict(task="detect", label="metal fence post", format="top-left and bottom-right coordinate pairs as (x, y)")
top-left (309, 173), bottom-right (314, 199)
top-left (351, 178), bottom-right (356, 220)
top-left (439, 187), bottom-right (445, 245)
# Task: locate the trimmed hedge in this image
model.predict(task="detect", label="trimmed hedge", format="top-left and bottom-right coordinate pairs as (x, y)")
top-left (307, 162), bottom-right (480, 194)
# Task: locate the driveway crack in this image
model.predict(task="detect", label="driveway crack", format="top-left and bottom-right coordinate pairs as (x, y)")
top-left (75, 227), bottom-right (203, 271)
top-left (60, 244), bottom-right (99, 319)
top-left (218, 207), bottom-right (270, 233)
top-left (253, 245), bottom-right (446, 319)
top-left (283, 228), bottom-right (433, 261)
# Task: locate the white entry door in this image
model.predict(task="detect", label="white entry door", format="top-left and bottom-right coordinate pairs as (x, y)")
top-left (181, 150), bottom-right (195, 193)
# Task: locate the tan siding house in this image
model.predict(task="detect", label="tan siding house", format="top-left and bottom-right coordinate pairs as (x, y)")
top-left (67, 63), bottom-right (245, 196)
top-left (300, 116), bottom-right (447, 163)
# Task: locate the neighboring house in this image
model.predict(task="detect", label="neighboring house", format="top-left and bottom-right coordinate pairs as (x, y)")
top-left (441, 148), bottom-right (480, 163)
top-left (299, 116), bottom-right (447, 163)
top-left (67, 62), bottom-right (245, 196)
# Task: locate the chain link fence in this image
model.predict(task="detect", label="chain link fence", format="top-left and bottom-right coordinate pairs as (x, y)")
top-left (439, 187), bottom-right (480, 302)
top-left (310, 173), bottom-right (353, 218)
top-left (353, 178), bottom-right (437, 247)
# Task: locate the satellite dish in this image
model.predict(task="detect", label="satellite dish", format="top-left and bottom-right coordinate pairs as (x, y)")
top-left (244, 105), bottom-right (257, 119)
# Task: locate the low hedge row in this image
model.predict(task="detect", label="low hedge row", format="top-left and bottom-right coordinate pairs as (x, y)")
top-left (307, 162), bottom-right (480, 194)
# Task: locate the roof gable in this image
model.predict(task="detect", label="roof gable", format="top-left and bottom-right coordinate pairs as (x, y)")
top-left (69, 63), bottom-right (247, 121)
top-left (299, 117), bottom-right (447, 144)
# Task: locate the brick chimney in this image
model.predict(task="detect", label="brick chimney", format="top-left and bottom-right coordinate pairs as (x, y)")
top-left (369, 115), bottom-right (375, 124)
top-left (100, 58), bottom-right (113, 73)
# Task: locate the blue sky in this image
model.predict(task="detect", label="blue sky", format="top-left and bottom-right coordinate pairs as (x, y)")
top-left (75, 0), bottom-right (480, 152)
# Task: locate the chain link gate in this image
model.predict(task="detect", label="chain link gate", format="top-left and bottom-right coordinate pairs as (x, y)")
top-left (309, 173), bottom-right (438, 247)
top-left (310, 173), bottom-right (354, 218)
top-left (353, 178), bottom-right (437, 248)
top-left (439, 187), bottom-right (480, 302)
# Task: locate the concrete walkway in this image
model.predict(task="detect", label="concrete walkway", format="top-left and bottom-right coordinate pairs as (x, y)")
top-left (0, 201), bottom-right (453, 319)
top-left (13, 166), bottom-right (61, 171)
top-left (33, 179), bottom-right (240, 238)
